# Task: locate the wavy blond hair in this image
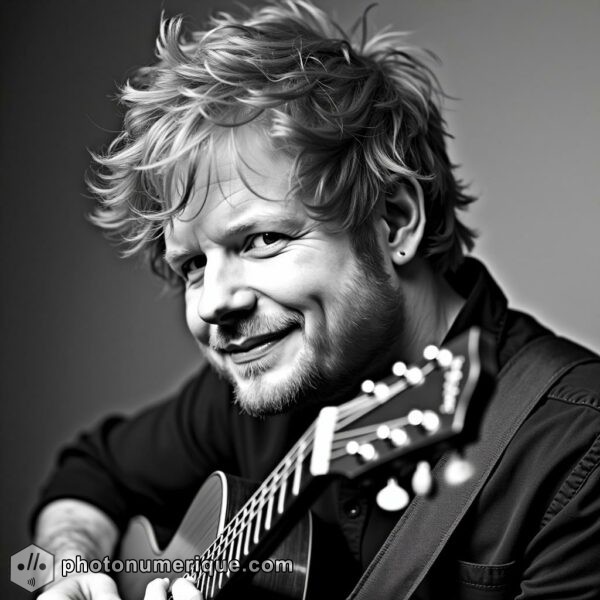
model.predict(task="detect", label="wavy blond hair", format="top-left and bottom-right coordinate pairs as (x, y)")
top-left (89, 0), bottom-right (476, 284)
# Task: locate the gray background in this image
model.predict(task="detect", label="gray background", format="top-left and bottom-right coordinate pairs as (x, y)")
top-left (1, 1), bottom-right (599, 597)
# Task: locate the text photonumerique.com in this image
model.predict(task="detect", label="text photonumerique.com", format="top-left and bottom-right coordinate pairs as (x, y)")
top-left (61, 555), bottom-right (293, 578)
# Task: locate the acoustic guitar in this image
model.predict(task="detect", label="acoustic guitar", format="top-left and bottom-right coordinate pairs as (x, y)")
top-left (117, 327), bottom-right (495, 599)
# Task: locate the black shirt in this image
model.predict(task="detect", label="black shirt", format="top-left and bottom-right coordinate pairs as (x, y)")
top-left (34, 259), bottom-right (600, 599)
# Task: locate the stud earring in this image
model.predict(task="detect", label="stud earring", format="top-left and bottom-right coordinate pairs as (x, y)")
top-left (398, 250), bottom-right (406, 256)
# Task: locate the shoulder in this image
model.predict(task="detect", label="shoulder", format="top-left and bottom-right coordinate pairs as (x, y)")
top-left (535, 341), bottom-right (600, 443)
top-left (523, 344), bottom-right (600, 453)
top-left (546, 360), bottom-right (600, 412)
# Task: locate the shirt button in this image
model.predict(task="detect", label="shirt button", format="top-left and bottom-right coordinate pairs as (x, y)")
top-left (344, 501), bottom-right (362, 518)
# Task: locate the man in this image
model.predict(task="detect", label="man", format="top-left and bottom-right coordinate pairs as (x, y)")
top-left (33, 1), bottom-right (600, 599)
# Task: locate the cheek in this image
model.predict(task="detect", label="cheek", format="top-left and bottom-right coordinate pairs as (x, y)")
top-left (184, 289), bottom-right (209, 342)
top-left (255, 261), bottom-right (331, 306)
top-left (253, 248), bottom-right (355, 316)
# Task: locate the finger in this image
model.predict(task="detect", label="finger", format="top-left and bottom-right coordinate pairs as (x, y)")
top-left (38, 574), bottom-right (123, 600)
top-left (143, 577), bottom-right (170, 600)
top-left (171, 577), bottom-right (202, 600)
top-left (85, 574), bottom-right (123, 600)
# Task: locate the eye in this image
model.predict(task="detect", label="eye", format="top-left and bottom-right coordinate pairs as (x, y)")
top-left (246, 232), bottom-right (287, 250)
top-left (181, 255), bottom-right (207, 279)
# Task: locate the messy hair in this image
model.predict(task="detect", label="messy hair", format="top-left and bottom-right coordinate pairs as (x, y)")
top-left (89, 0), bottom-right (476, 285)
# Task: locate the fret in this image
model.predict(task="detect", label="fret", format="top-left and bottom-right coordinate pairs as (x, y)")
top-left (203, 567), bottom-right (212, 598)
top-left (218, 560), bottom-right (224, 593)
top-left (265, 491), bottom-right (275, 530)
top-left (278, 458), bottom-right (291, 514)
top-left (235, 520), bottom-right (244, 560)
top-left (198, 572), bottom-right (206, 598)
top-left (212, 542), bottom-right (224, 588)
top-left (293, 438), bottom-right (307, 495)
top-left (209, 571), bottom-right (217, 599)
top-left (253, 491), bottom-right (264, 544)
top-left (203, 573), bottom-right (212, 599)
top-left (226, 532), bottom-right (235, 578)
top-left (243, 512), bottom-right (253, 556)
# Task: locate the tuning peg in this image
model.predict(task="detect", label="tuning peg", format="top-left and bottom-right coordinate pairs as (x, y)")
top-left (343, 441), bottom-right (378, 462)
top-left (358, 443), bottom-right (378, 461)
top-left (423, 345), bottom-right (439, 360)
top-left (405, 367), bottom-right (424, 386)
top-left (361, 379), bottom-right (375, 394)
top-left (408, 409), bottom-right (424, 426)
top-left (345, 441), bottom-right (378, 461)
top-left (412, 461), bottom-right (433, 496)
top-left (451, 356), bottom-right (465, 370)
top-left (443, 453), bottom-right (475, 486)
top-left (362, 380), bottom-right (391, 402)
top-left (373, 383), bottom-right (391, 402)
top-left (376, 478), bottom-right (410, 512)
top-left (346, 440), bottom-right (360, 455)
top-left (436, 348), bottom-right (454, 368)
top-left (392, 361), bottom-right (407, 377)
top-left (422, 410), bottom-right (441, 433)
top-left (390, 428), bottom-right (409, 446)
top-left (376, 424), bottom-right (391, 440)
top-left (378, 425), bottom-right (410, 447)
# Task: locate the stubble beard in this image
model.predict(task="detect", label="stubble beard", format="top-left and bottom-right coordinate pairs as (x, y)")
top-left (202, 263), bottom-right (404, 418)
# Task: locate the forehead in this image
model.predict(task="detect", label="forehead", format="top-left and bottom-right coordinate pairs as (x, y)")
top-left (165, 126), bottom-right (303, 246)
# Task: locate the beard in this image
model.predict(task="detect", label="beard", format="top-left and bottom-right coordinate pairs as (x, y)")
top-left (201, 250), bottom-right (404, 417)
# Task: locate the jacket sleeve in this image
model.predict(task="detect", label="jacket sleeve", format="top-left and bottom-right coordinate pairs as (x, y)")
top-left (31, 363), bottom-right (237, 535)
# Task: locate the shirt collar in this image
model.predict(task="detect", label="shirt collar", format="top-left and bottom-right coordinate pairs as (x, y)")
top-left (444, 257), bottom-right (508, 352)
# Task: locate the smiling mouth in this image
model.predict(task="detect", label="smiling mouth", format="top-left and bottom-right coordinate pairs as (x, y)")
top-left (220, 327), bottom-right (298, 364)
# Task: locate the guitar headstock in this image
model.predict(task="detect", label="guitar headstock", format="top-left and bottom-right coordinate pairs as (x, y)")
top-left (309, 327), bottom-right (496, 489)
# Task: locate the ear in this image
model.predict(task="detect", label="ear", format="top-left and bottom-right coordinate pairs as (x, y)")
top-left (383, 177), bottom-right (426, 266)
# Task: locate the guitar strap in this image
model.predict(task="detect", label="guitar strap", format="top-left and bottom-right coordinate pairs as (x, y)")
top-left (347, 334), bottom-right (599, 600)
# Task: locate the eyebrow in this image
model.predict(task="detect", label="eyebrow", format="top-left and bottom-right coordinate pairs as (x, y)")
top-left (163, 214), bottom-right (303, 269)
top-left (224, 214), bottom-right (302, 238)
top-left (163, 248), bottom-right (197, 270)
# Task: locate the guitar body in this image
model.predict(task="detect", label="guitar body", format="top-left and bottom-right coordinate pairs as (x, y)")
top-left (117, 472), bottom-right (314, 600)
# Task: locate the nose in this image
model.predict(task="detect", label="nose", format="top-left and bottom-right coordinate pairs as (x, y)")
top-left (196, 254), bottom-right (257, 325)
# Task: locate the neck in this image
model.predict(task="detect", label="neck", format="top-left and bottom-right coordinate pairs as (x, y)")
top-left (396, 257), bottom-right (465, 364)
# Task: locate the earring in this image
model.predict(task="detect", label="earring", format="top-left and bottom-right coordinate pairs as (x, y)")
top-left (398, 250), bottom-right (406, 256)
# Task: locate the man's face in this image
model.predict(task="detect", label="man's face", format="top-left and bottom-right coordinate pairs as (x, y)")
top-left (164, 128), bottom-right (404, 415)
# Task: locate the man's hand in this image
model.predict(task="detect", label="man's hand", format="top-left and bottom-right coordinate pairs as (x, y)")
top-left (37, 575), bottom-right (203, 600)
top-left (37, 573), bottom-right (121, 600)
top-left (143, 578), bottom-right (202, 600)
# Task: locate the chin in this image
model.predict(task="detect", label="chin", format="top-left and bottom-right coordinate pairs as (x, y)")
top-left (230, 368), bottom-right (301, 417)
top-left (231, 349), bottom-right (324, 416)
